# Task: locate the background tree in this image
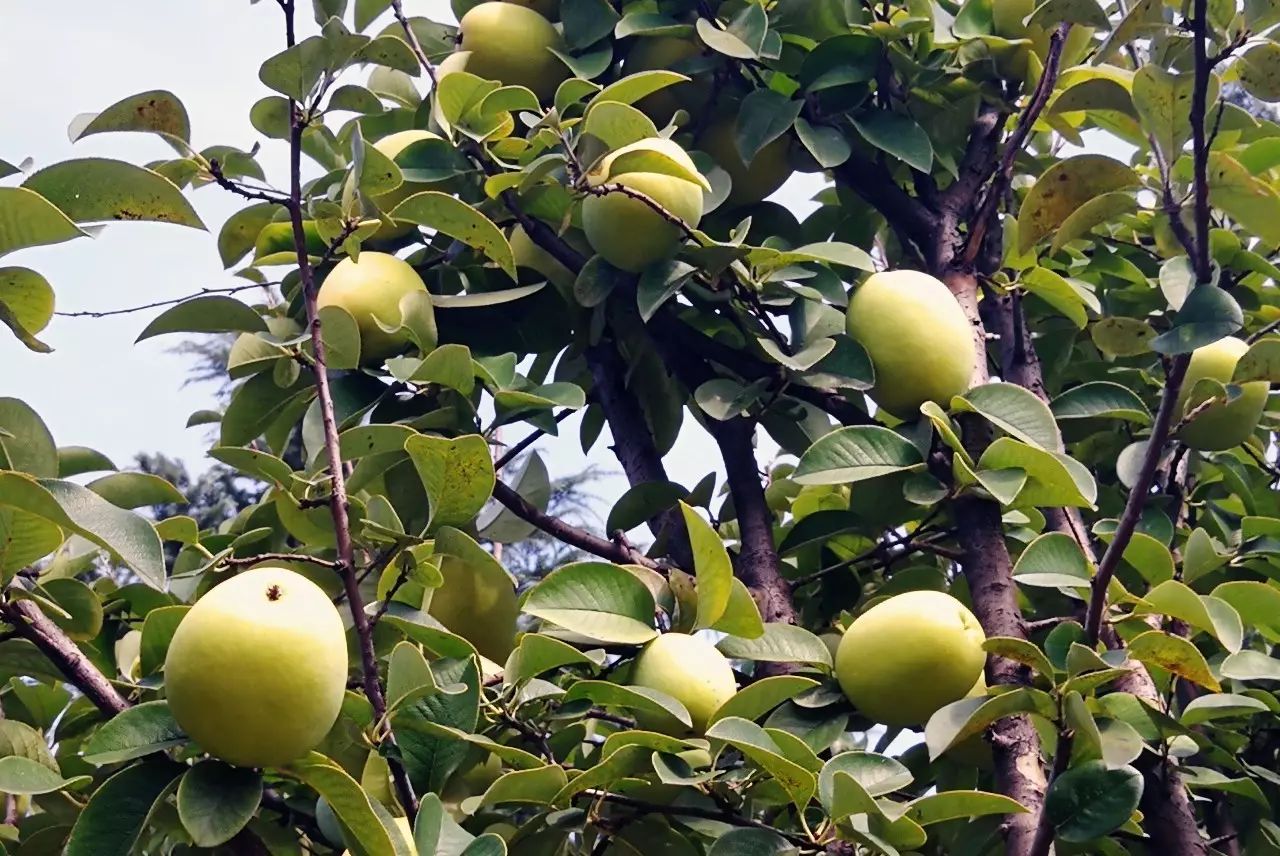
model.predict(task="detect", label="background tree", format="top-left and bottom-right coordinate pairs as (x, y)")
top-left (1, 0), bottom-right (1280, 854)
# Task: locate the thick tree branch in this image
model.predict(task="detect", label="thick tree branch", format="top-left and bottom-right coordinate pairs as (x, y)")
top-left (277, 0), bottom-right (417, 822)
top-left (0, 596), bottom-right (129, 716)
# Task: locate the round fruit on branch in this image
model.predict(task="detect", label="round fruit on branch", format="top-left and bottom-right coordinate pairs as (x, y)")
top-left (834, 590), bottom-right (987, 727)
top-left (845, 270), bottom-right (977, 419)
top-left (456, 2), bottom-right (569, 101)
top-left (630, 632), bottom-right (737, 734)
top-left (581, 138), bottom-right (709, 273)
top-left (164, 567), bottom-right (348, 768)
top-left (1175, 335), bottom-right (1270, 451)
top-left (316, 252), bottom-right (428, 365)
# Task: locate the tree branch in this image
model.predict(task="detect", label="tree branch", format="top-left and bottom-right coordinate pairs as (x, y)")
top-left (493, 409), bottom-right (573, 471)
top-left (579, 789), bottom-right (810, 847)
top-left (0, 596), bottom-right (129, 716)
top-left (491, 480), bottom-right (660, 569)
top-left (278, 0), bottom-right (417, 822)
top-left (55, 282), bottom-right (278, 319)
top-left (959, 24), bottom-right (1071, 267)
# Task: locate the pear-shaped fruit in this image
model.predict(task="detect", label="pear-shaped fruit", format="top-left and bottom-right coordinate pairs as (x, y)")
top-left (1175, 336), bottom-right (1269, 451)
top-left (582, 138), bottom-right (707, 273)
top-left (835, 590), bottom-right (986, 726)
top-left (631, 632), bottom-right (737, 733)
top-left (164, 568), bottom-right (348, 768)
top-left (698, 119), bottom-right (790, 208)
top-left (317, 252), bottom-right (427, 365)
top-left (370, 130), bottom-right (446, 242)
top-left (428, 554), bottom-right (520, 663)
top-left (457, 2), bottom-right (568, 101)
top-left (845, 270), bottom-right (976, 418)
top-left (624, 36), bottom-right (713, 125)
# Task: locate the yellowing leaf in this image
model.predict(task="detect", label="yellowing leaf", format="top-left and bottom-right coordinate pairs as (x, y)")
top-left (1017, 155), bottom-right (1138, 253)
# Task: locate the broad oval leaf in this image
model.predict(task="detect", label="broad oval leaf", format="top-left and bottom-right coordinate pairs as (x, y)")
top-left (23, 159), bottom-right (204, 229)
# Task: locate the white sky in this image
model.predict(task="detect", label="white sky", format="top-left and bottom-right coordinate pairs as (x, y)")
top-left (2, 1), bottom-right (824, 529)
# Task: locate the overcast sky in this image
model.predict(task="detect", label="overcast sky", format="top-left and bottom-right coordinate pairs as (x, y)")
top-left (3, 1), bottom-right (824, 529)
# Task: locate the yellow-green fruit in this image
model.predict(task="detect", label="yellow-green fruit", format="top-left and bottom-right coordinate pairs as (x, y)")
top-left (510, 224), bottom-right (584, 295)
top-left (428, 557), bottom-right (520, 663)
top-left (631, 633), bottom-right (737, 733)
top-left (699, 119), bottom-right (790, 208)
top-left (164, 568), bottom-right (347, 768)
top-left (1175, 336), bottom-right (1269, 451)
top-left (835, 591), bottom-right (986, 727)
top-left (625, 37), bottom-right (711, 125)
top-left (370, 130), bottom-right (445, 242)
top-left (457, 3), bottom-right (568, 101)
top-left (845, 270), bottom-right (976, 419)
top-left (582, 140), bottom-right (706, 273)
top-left (342, 817), bottom-right (416, 856)
top-left (317, 252), bottom-right (427, 364)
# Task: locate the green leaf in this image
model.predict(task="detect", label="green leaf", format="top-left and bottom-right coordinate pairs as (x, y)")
top-left (563, 681), bottom-right (692, 729)
top-left (709, 676), bottom-right (820, 726)
top-left (414, 793), bottom-right (475, 856)
top-left (679, 501), bottom-right (733, 630)
top-left (522, 561), bottom-right (658, 644)
top-left (1051, 382), bottom-right (1150, 423)
top-left (479, 765), bottom-right (568, 807)
top-left (793, 426), bottom-right (924, 486)
top-left (1090, 317), bottom-right (1156, 357)
top-left (983, 637), bottom-right (1056, 683)
top-left (606, 481), bottom-right (687, 535)
top-left (1150, 285), bottom-right (1243, 355)
top-left (1045, 761), bottom-right (1143, 842)
top-left (1208, 152), bottom-right (1280, 246)
top-left (391, 192), bottom-right (516, 278)
top-left (259, 36), bottom-right (329, 102)
top-left (393, 658), bottom-right (481, 793)
top-left (86, 472), bottom-right (185, 509)
top-left (977, 438), bottom-right (1097, 508)
top-left (82, 701), bottom-right (187, 765)
top-left (139, 605), bottom-right (188, 677)
top-left (583, 101), bottom-right (660, 151)
top-left (41, 577), bottom-right (104, 641)
top-left (593, 71), bottom-right (689, 111)
top-left (925, 688), bottom-right (1057, 760)
top-left (0, 397), bottom-right (58, 478)
top-left (1134, 580), bottom-right (1215, 636)
top-left (1019, 266), bottom-right (1089, 328)
top-left (1132, 67), bottom-right (1206, 164)
top-left (0, 267), bottom-right (55, 352)
top-left (70, 90), bottom-right (191, 143)
top-left (176, 761), bottom-right (263, 848)
top-left (707, 717), bottom-right (816, 809)
top-left (0, 508), bottom-right (63, 581)
top-left (820, 752), bottom-right (912, 807)
top-left (1181, 693), bottom-right (1269, 726)
top-left (502, 633), bottom-right (599, 684)
top-left (1238, 41), bottom-right (1280, 101)
top-left (794, 117), bottom-right (851, 168)
top-left (906, 790), bottom-right (1030, 825)
top-left (136, 295), bottom-right (268, 342)
top-left (285, 753), bottom-right (398, 856)
top-left (64, 760), bottom-right (184, 856)
top-left (1232, 336), bottom-right (1280, 383)
top-left (717, 623), bottom-right (832, 668)
top-left (404, 433), bottom-right (495, 533)
top-left (0, 756), bottom-right (90, 795)
top-left (696, 13), bottom-right (762, 59)
top-left (1220, 650), bottom-right (1280, 681)
top-left (734, 89), bottom-right (803, 166)
top-left (1017, 155), bottom-right (1138, 253)
top-left (1127, 630), bottom-right (1219, 691)
top-left (953, 382), bottom-right (1063, 452)
top-left (852, 111), bottom-right (933, 173)
top-left (1049, 192), bottom-right (1138, 255)
top-left (0, 187), bottom-right (87, 257)
top-left (0, 473), bottom-right (166, 588)
top-left (1213, 581), bottom-right (1280, 636)
top-left (710, 578), bottom-right (765, 639)
top-left (707, 829), bottom-right (795, 855)
top-left (57, 445), bottom-right (118, 478)
top-left (1013, 532), bottom-right (1091, 587)
top-left (23, 159), bottom-right (204, 229)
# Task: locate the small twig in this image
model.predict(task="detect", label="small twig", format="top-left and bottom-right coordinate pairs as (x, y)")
top-left (54, 282), bottom-right (278, 319)
top-left (370, 557), bottom-right (412, 626)
top-left (961, 23), bottom-right (1071, 266)
top-left (1248, 317), bottom-right (1280, 342)
top-left (493, 409), bottom-right (573, 471)
top-left (208, 159), bottom-right (291, 206)
top-left (218, 552), bottom-right (341, 570)
top-left (581, 183), bottom-right (701, 243)
top-left (389, 0), bottom-right (440, 88)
